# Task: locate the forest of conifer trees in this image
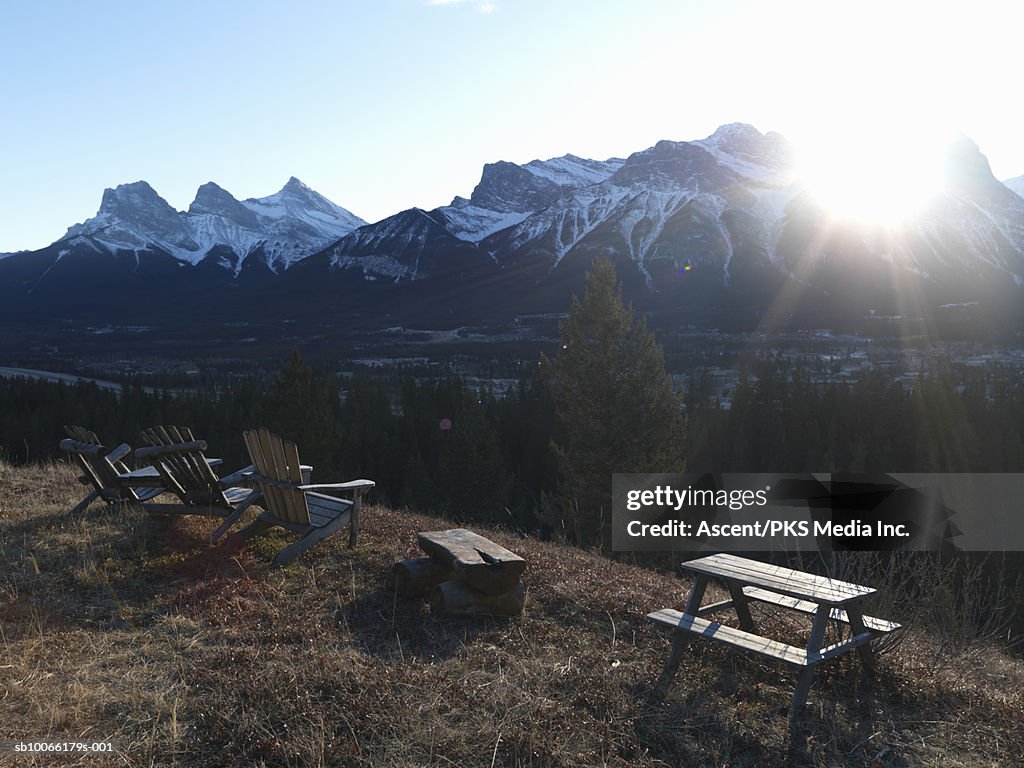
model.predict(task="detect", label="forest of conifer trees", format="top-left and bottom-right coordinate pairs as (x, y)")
top-left (3, 350), bottom-right (1023, 533)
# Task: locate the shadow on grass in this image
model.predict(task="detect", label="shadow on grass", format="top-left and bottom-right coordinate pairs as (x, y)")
top-left (336, 580), bottom-right (514, 663)
top-left (0, 500), bottom-right (263, 630)
top-left (636, 644), bottom-right (953, 767)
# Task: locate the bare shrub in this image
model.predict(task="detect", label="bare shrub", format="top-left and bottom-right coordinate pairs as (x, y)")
top-left (824, 551), bottom-right (1021, 663)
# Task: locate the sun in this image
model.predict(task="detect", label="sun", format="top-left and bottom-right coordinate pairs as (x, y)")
top-left (794, 121), bottom-right (950, 225)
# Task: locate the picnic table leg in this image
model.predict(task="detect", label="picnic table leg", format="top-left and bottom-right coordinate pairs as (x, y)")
top-left (726, 581), bottom-right (755, 631)
top-left (654, 575), bottom-right (708, 697)
top-left (683, 574), bottom-right (709, 615)
top-left (654, 632), bottom-right (691, 696)
top-left (844, 604), bottom-right (877, 671)
top-left (790, 608), bottom-right (829, 718)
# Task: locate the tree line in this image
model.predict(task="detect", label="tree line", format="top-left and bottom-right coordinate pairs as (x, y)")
top-left (2, 259), bottom-right (1024, 542)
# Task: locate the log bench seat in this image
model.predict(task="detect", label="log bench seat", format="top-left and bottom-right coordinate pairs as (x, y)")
top-left (393, 528), bottom-right (526, 617)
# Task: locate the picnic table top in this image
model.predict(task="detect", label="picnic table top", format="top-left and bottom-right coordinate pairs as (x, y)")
top-left (679, 553), bottom-right (875, 606)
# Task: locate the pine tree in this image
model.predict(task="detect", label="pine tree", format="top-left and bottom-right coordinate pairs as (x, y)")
top-left (264, 349), bottom-right (337, 474)
top-left (547, 257), bottom-right (685, 547)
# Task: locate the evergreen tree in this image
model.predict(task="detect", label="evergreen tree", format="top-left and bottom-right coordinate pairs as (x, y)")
top-left (547, 257), bottom-right (685, 547)
top-left (263, 349), bottom-right (337, 475)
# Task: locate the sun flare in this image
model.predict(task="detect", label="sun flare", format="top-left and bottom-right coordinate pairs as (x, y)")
top-left (794, 123), bottom-right (950, 225)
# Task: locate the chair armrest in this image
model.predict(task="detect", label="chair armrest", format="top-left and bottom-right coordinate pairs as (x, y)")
top-left (134, 440), bottom-right (208, 460)
top-left (218, 465), bottom-right (256, 486)
top-left (106, 443), bottom-right (133, 464)
top-left (59, 438), bottom-right (107, 456)
top-left (299, 479), bottom-right (375, 493)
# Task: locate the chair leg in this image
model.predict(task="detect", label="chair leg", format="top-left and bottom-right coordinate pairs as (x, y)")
top-left (272, 515), bottom-right (348, 567)
top-left (209, 490), bottom-right (262, 544)
top-left (348, 493), bottom-right (362, 548)
top-left (228, 517), bottom-right (275, 544)
top-left (69, 489), bottom-right (100, 515)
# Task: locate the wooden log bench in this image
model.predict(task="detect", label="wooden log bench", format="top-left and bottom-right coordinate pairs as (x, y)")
top-left (649, 553), bottom-right (900, 717)
top-left (392, 528), bottom-right (526, 617)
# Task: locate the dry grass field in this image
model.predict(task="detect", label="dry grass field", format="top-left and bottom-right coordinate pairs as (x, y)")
top-left (1, 460), bottom-right (1022, 767)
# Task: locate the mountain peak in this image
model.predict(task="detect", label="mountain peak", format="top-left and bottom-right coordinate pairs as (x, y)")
top-left (98, 180), bottom-right (173, 216)
top-left (943, 132), bottom-right (1003, 193)
top-left (695, 122), bottom-right (794, 174)
top-left (706, 122), bottom-right (762, 142)
top-left (89, 181), bottom-right (193, 249)
top-left (281, 176), bottom-right (310, 195)
top-left (188, 182), bottom-right (261, 228)
top-left (189, 181), bottom-right (237, 211)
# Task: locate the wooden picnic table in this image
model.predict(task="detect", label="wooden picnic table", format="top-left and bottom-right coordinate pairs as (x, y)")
top-left (648, 553), bottom-right (899, 716)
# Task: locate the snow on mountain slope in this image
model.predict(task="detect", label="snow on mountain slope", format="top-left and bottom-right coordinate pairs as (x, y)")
top-left (435, 200), bottom-right (532, 244)
top-left (63, 181), bottom-right (201, 262)
top-left (8, 122), bottom-right (1024, 321)
top-left (694, 122), bottom-right (794, 184)
top-left (437, 154), bottom-right (624, 242)
top-left (57, 178), bottom-right (365, 273)
top-left (522, 154), bottom-right (626, 188)
top-left (485, 124), bottom-right (798, 281)
top-left (323, 207), bottom-right (484, 283)
top-left (1004, 175), bottom-right (1024, 199)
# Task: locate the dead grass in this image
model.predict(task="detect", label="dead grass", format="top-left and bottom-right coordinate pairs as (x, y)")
top-left (0, 459), bottom-right (1022, 767)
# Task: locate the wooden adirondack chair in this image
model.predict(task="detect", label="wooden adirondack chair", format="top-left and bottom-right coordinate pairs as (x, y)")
top-left (225, 428), bottom-right (374, 566)
top-left (60, 425), bottom-right (165, 513)
top-left (133, 426), bottom-right (262, 530)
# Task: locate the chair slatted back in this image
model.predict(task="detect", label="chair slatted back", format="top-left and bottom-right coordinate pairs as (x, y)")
top-left (139, 426), bottom-right (229, 508)
top-left (65, 424), bottom-right (100, 444)
top-left (62, 425), bottom-right (104, 492)
top-left (59, 429), bottom-right (137, 502)
top-left (243, 428), bottom-right (310, 525)
top-left (65, 423), bottom-right (133, 473)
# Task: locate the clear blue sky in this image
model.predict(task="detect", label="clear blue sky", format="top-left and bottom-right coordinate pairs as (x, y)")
top-left (2, 0), bottom-right (1020, 252)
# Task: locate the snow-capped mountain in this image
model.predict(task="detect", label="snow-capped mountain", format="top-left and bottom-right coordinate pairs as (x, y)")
top-left (482, 124), bottom-right (796, 277)
top-left (436, 154), bottom-right (624, 242)
top-left (318, 207), bottom-right (481, 282)
top-left (60, 177), bottom-right (364, 274)
top-left (4, 124), bottom-right (1024, 337)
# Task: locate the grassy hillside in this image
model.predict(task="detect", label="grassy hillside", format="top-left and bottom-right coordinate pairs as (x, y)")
top-left (0, 461), bottom-right (1021, 767)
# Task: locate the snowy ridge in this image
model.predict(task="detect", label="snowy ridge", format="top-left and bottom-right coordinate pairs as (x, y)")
top-left (1003, 175), bottom-right (1024, 200)
top-left (58, 178), bottom-right (365, 274)
top-left (10, 122), bottom-right (1024, 310)
top-left (437, 200), bottom-right (532, 243)
top-left (325, 208), bottom-right (460, 281)
top-left (489, 124), bottom-right (795, 278)
top-left (522, 154), bottom-right (625, 188)
top-left (694, 123), bottom-right (794, 185)
top-left (498, 184), bottom-right (635, 265)
top-left (437, 154), bottom-right (624, 242)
